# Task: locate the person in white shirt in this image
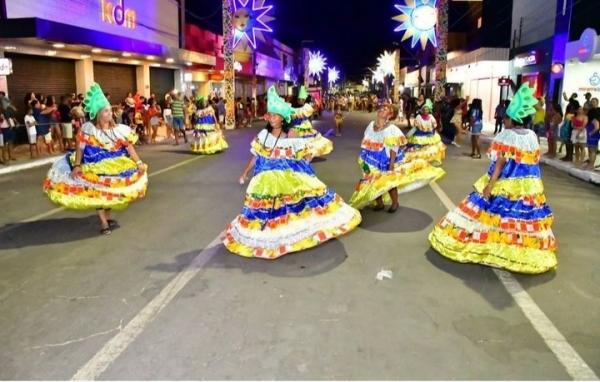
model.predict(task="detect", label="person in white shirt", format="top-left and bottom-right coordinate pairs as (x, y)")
top-left (24, 107), bottom-right (39, 158)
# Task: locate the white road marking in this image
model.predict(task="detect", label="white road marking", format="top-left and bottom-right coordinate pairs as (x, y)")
top-left (0, 155), bottom-right (62, 176)
top-left (429, 181), bottom-right (598, 381)
top-left (71, 235), bottom-right (223, 381)
top-left (0, 155), bottom-right (204, 235)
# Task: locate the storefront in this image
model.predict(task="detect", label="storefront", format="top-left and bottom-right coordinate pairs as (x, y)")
top-left (510, 39), bottom-right (554, 99)
top-left (0, 0), bottom-right (215, 102)
top-left (447, 48), bottom-right (511, 124)
top-left (563, 28), bottom-right (600, 108)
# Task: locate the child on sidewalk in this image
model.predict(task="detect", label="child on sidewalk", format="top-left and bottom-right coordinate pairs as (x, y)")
top-left (24, 107), bottom-right (39, 159)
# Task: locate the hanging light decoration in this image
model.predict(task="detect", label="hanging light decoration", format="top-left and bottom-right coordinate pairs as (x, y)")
top-left (308, 50), bottom-right (328, 77)
top-left (392, 0), bottom-right (438, 50)
top-left (328, 66), bottom-right (340, 84)
top-left (371, 66), bottom-right (386, 84)
top-left (377, 50), bottom-right (397, 78)
top-left (232, 0), bottom-right (274, 49)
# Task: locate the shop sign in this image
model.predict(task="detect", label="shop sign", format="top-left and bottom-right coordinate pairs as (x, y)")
top-left (101, 0), bottom-right (136, 29)
top-left (573, 28), bottom-right (598, 63)
top-left (498, 77), bottom-right (511, 86)
top-left (515, 51), bottom-right (538, 68)
top-left (0, 58), bottom-right (13, 75)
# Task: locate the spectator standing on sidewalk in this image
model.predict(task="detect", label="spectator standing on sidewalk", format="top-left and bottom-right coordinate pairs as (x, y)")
top-left (171, 93), bottom-right (187, 145)
top-left (468, 99), bottom-right (484, 159)
top-left (584, 98), bottom-right (600, 170)
top-left (59, 95), bottom-right (74, 150)
top-left (493, 101), bottom-right (506, 134)
top-left (0, 106), bottom-right (16, 164)
top-left (532, 97), bottom-right (546, 141)
top-left (45, 96), bottom-right (64, 152)
top-left (24, 106), bottom-right (39, 158)
top-left (545, 102), bottom-right (563, 158)
top-left (571, 107), bottom-right (588, 165)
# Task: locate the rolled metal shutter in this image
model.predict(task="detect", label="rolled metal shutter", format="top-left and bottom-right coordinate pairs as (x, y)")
top-left (93, 62), bottom-right (137, 104)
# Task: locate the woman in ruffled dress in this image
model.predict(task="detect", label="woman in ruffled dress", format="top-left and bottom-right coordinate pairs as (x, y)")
top-left (223, 86), bottom-right (361, 259)
top-left (44, 83), bottom-right (148, 235)
top-left (405, 99), bottom-right (446, 166)
top-left (349, 103), bottom-right (445, 213)
top-left (428, 84), bottom-right (557, 274)
top-left (191, 105), bottom-right (229, 155)
top-left (289, 86), bottom-right (333, 158)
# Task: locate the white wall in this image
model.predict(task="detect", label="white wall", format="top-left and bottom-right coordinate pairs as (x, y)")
top-left (511, 0), bottom-right (557, 48)
top-left (563, 58), bottom-right (600, 109)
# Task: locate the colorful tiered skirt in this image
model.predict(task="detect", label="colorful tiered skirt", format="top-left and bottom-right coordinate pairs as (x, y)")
top-left (224, 156), bottom-right (361, 259)
top-left (405, 130), bottom-right (446, 166)
top-left (44, 148), bottom-right (148, 210)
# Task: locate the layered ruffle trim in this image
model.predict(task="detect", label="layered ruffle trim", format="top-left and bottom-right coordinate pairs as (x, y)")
top-left (310, 134), bottom-right (333, 157)
top-left (404, 142), bottom-right (446, 165)
top-left (473, 175), bottom-right (545, 200)
top-left (223, 201), bottom-right (361, 259)
top-left (349, 160), bottom-right (445, 210)
top-left (429, 225), bottom-right (557, 274)
top-left (191, 132), bottom-right (229, 154)
top-left (43, 156), bottom-right (147, 210)
top-left (408, 132), bottom-right (441, 146)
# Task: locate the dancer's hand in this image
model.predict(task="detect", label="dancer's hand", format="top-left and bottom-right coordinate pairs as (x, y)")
top-left (71, 166), bottom-right (82, 178)
top-left (238, 173), bottom-right (247, 185)
top-left (483, 184), bottom-right (492, 200)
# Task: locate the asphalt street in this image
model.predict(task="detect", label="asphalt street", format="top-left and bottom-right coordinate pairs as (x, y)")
top-left (0, 111), bottom-right (598, 380)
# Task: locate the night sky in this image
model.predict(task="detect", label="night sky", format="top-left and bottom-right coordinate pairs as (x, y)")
top-left (187, 1), bottom-right (600, 82)
top-left (188, 0), bottom-right (412, 81)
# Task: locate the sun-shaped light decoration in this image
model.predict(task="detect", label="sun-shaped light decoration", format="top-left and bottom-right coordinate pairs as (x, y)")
top-left (393, 0), bottom-right (438, 50)
top-left (377, 50), bottom-right (397, 78)
top-left (308, 50), bottom-right (328, 78)
top-left (371, 66), bottom-right (386, 84)
top-left (328, 67), bottom-right (340, 84)
top-left (232, 0), bottom-right (274, 49)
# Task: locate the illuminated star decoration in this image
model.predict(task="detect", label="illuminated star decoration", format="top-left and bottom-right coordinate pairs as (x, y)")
top-left (362, 79), bottom-right (370, 88)
top-left (232, 0), bottom-right (274, 49)
top-left (377, 50), bottom-right (397, 78)
top-left (308, 50), bottom-right (327, 77)
top-left (371, 66), bottom-right (386, 84)
top-left (328, 67), bottom-right (340, 84)
top-left (393, 0), bottom-right (438, 50)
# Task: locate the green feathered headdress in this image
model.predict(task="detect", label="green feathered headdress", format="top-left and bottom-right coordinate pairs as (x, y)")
top-left (267, 86), bottom-right (293, 123)
top-left (83, 83), bottom-right (111, 120)
top-left (422, 98), bottom-right (433, 111)
top-left (506, 84), bottom-right (538, 124)
top-left (298, 86), bottom-right (308, 100)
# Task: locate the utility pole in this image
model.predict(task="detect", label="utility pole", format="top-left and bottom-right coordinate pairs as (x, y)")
top-left (433, 0), bottom-right (448, 102)
top-left (222, 0), bottom-right (235, 129)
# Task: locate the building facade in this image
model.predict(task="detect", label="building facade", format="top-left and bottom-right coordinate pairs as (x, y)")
top-left (0, 0), bottom-right (215, 106)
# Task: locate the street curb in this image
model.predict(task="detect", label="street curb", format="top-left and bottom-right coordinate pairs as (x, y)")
top-left (0, 155), bottom-right (62, 176)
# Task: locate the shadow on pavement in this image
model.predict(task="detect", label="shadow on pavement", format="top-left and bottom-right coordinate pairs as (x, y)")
top-left (424, 248), bottom-right (515, 310)
top-left (208, 239), bottom-right (348, 278)
top-left (360, 205), bottom-right (433, 233)
top-left (311, 157), bottom-right (327, 163)
top-left (148, 239), bottom-right (348, 278)
top-left (0, 216), bottom-right (101, 250)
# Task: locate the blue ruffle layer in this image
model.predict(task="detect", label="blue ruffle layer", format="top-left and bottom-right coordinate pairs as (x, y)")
top-left (466, 192), bottom-right (552, 221)
top-left (242, 190), bottom-right (336, 221)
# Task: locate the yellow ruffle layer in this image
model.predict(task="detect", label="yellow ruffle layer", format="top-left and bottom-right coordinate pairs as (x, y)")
top-left (408, 132), bottom-right (442, 146)
top-left (429, 225), bottom-right (557, 274)
top-left (310, 135), bottom-right (333, 157)
top-left (489, 141), bottom-right (540, 164)
top-left (247, 170), bottom-right (326, 199)
top-left (291, 121), bottom-right (314, 134)
top-left (195, 124), bottom-right (217, 132)
top-left (349, 160), bottom-right (445, 210)
top-left (473, 175), bottom-right (545, 200)
top-left (224, 206), bottom-right (362, 259)
top-left (191, 134), bottom-right (229, 155)
top-left (405, 142), bottom-right (446, 165)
